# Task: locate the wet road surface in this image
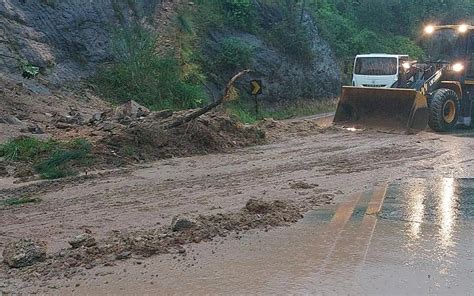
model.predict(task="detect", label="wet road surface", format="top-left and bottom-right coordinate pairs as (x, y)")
top-left (49, 178), bottom-right (474, 295)
top-left (113, 178), bottom-right (473, 295)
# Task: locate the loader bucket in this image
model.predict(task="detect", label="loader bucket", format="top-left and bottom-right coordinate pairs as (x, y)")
top-left (334, 87), bottom-right (429, 131)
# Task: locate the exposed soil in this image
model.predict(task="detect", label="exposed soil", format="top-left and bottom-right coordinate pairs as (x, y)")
top-left (0, 75), bottom-right (109, 143)
top-left (2, 114), bottom-right (473, 294)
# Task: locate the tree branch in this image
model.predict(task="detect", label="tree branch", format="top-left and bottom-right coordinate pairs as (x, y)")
top-left (167, 69), bottom-right (250, 129)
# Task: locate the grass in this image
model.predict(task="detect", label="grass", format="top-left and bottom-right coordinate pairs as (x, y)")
top-left (1, 197), bottom-right (41, 206)
top-left (95, 24), bottom-right (207, 111)
top-left (34, 139), bottom-right (92, 179)
top-left (0, 137), bottom-right (59, 162)
top-left (226, 98), bottom-right (338, 124)
top-left (0, 137), bottom-right (93, 180)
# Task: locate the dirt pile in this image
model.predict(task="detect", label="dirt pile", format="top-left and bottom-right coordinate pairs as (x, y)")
top-left (101, 109), bottom-right (266, 162)
top-left (256, 117), bottom-right (334, 140)
top-left (2, 239), bottom-right (47, 268)
top-left (1, 94), bottom-right (266, 179)
top-left (2, 198), bottom-right (305, 281)
top-left (0, 76), bottom-right (108, 143)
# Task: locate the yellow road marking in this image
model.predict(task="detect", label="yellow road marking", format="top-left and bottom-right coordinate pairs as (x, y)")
top-left (365, 185), bottom-right (388, 216)
top-left (329, 192), bottom-right (363, 229)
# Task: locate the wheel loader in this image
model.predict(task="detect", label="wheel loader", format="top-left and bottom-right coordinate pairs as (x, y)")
top-left (334, 24), bottom-right (474, 132)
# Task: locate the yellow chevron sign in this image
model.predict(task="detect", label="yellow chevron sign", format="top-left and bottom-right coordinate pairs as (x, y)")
top-left (251, 80), bottom-right (262, 95)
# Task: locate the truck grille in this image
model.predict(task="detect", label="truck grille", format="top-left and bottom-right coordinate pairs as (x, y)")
top-left (362, 84), bottom-right (387, 88)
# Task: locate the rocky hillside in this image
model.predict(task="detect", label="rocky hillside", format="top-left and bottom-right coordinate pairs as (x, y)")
top-left (204, 12), bottom-right (341, 103)
top-left (0, 0), bottom-right (159, 84)
top-left (0, 0), bottom-right (341, 104)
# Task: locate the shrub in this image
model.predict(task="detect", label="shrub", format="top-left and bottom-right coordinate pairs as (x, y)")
top-left (269, 21), bottom-right (314, 62)
top-left (95, 25), bottom-right (207, 110)
top-left (222, 0), bottom-right (257, 31)
top-left (267, 2), bottom-right (314, 62)
top-left (216, 37), bottom-right (254, 70)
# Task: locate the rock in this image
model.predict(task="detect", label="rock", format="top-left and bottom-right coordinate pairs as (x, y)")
top-left (20, 124), bottom-right (44, 134)
top-left (203, 11), bottom-right (341, 103)
top-left (290, 181), bottom-right (318, 190)
top-left (115, 251), bottom-right (132, 260)
top-left (261, 118), bottom-right (279, 128)
top-left (2, 239), bottom-right (47, 268)
top-left (14, 167), bottom-right (35, 178)
top-left (68, 233), bottom-right (96, 249)
top-left (0, 164), bottom-right (9, 177)
top-left (115, 100), bottom-right (150, 120)
top-left (0, 0), bottom-right (159, 84)
top-left (89, 112), bottom-right (107, 124)
top-left (245, 199), bottom-right (272, 214)
top-left (152, 110), bottom-right (173, 120)
top-left (0, 114), bottom-right (23, 125)
top-left (171, 216), bottom-right (197, 232)
top-left (99, 122), bottom-right (123, 133)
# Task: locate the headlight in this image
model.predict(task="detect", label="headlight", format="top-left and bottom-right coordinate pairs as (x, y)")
top-left (452, 63), bottom-right (464, 72)
top-left (458, 24), bottom-right (468, 33)
top-left (424, 25), bottom-right (435, 34)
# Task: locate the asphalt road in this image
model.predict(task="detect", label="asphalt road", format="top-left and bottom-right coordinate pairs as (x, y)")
top-left (66, 178), bottom-right (474, 295)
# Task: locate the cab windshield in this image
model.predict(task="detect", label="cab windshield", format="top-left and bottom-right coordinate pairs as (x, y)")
top-left (354, 57), bottom-right (398, 76)
top-left (426, 29), bottom-right (467, 62)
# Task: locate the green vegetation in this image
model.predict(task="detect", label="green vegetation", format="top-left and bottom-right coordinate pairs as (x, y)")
top-left (216, 37), bottom-right (254, 70)
top-left (267, 1), bottom-right (314, 62)
top-left (94, 0), bottom-right (473, 121)
top-left (0, 137), bottom-right (58, 162)
top-left (226, 98), bottom-right (338, 124)
top-left (1, 197), bottom-right (41, 207)
top-left (0, 137), bottom-right (93, 180)
top-left (192, 0), bottom-right (258, 33)
top-left (95, 25), bottom-right (207, 110)
top-left (35, 139), bottom-right (92, 179)
top-left (310, 0), bottom-right (474, 60)
top-left (222, 0), bottom-right (257, 31)
top-left (19, 59), bottom-right (40, 79)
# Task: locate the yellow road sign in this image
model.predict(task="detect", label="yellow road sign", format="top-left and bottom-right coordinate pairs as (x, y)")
top-left (251, 80), bottom-right (262, 95)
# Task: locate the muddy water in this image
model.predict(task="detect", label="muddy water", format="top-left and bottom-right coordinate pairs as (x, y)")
top-left (67, 178), bottom-right (473, 295)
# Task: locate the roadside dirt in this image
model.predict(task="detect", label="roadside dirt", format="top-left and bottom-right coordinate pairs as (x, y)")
top-left (1, 113), bottom-right (474, 293)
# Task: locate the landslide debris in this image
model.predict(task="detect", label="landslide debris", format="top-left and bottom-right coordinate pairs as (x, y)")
top-left (1, 99), bottom-right (267, 180)
top-left (2, 239), bottom-right (47, 268)
top-left (100, 108), bottom-right (266, 162)
top-left (2, 198), bottom-right (312, 281)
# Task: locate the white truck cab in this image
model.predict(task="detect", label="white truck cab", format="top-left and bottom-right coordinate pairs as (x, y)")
top-left (353, 54), bottom-right (410, 88)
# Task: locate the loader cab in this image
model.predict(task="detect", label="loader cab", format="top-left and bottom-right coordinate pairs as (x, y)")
top-left (352, 54), bottom-right (409, 88)
top-left (468, 32), bottom-right (474, 78)
top-left (424, 25), bottom-right (472, 79)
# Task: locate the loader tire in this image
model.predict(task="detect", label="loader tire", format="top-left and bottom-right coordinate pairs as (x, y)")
top-left (428, 89), bottom-right (459, 132)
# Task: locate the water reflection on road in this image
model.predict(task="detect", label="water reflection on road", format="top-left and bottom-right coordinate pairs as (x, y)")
top-left (83, 178), bottom-right (474, 295)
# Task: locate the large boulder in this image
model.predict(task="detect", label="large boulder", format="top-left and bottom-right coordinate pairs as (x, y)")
top-left (2, 239), bottom-right (47, 268)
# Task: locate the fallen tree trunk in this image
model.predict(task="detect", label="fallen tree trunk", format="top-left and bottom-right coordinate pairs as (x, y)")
top-left (167, 70), bottom-right (250, 129)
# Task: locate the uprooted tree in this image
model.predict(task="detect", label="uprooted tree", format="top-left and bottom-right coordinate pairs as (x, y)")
top-left (167, 70), bottom-right (250, 129)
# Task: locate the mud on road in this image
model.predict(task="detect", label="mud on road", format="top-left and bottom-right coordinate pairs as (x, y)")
top-left (1, 117), bottom-right (474, 294)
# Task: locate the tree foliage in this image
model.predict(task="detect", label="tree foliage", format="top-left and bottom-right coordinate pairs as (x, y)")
top-left (309, 0), bottom-right (474, 59)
